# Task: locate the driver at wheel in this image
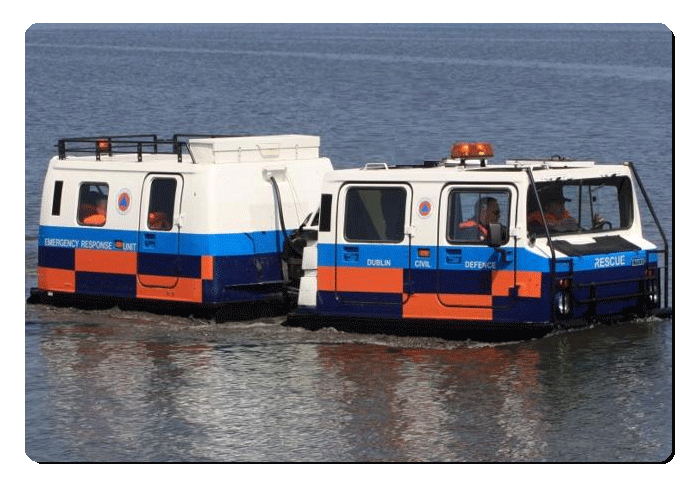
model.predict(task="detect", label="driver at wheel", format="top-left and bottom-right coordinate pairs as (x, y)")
top-left (457, 197), bottom-right (501, 242)
top-left (527, 189), bottom-right (578, 233)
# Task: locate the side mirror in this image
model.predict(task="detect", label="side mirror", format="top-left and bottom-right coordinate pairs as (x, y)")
top-left (487, 223), bottom-right (509, 247)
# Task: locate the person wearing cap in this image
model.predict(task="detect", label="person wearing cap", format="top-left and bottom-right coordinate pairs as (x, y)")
top-left (527, 190), bottom-right (578, 233)
top-left (457, 196), bottom-right (502, 241)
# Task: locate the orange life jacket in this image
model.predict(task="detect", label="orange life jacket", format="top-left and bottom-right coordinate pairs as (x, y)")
top-left (82, 213), bottom-right (106, 226)
top-left (148, 212), bottom-right (171, 230)
top-left (458, 220), bottom-right (488, 240)
top-left (459, 220), bottom-right (488, 233)
top-left (527, 210), bottom-right (571, 226)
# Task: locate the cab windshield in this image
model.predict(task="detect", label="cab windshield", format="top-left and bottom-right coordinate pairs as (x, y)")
top-left (527, 177), bottom-right (634, 237)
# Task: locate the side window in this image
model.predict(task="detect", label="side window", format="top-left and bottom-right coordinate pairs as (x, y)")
top-left (344, 187), bottom-right (406, 243)
top-left (319, 193), bottom-right (332, 232)
top-left (51, 181), bottom-right (63, 216)
top-left (77, 183), bottom-right (109, 227)
top-left (147, 178), bottom-right (176, 231)
top-left (566, 183), bottom-right (627, 230)
top-left (448, 189), bottom-right (510, 243)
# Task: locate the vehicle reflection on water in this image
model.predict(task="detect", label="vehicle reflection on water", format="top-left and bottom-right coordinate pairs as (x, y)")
top-left (28, 305), bottom-right (671, 462)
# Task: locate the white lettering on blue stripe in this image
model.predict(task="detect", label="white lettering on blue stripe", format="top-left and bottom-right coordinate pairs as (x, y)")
top-left (367, 259), bottom-right (391, 267)
top-left (593, 255), bottom-right (627, 268)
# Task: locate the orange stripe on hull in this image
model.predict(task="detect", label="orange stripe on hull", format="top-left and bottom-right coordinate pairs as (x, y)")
top-left (317, 266), bottom-right (335, 291)
top-left (491, 270), bottom-right (541, 298)
top-left (37, 267), bottom-right (76, 293)
top-left (403, 293), bottom-right (493, 321)
top-left (201, 255), bottom-right (214, 281)
top-left (136, 276), bottom-right (202, 303)
top-left (335, 266), bottom-right (404, 293)
top-left (317, 266), bottom-right (404, 293)
top-left (74, 249), bottom-right (137, 275)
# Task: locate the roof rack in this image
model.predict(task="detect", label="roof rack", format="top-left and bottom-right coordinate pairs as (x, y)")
top-left (393, 160), bottom-right (443, 169)
top-left (56, 134), bottom-right (242, 163)
top-left (506, 157), bottom-right (596, 169)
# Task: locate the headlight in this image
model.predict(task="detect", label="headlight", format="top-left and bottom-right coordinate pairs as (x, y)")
top-left (644, 268), bottom-right (660, 307)
top-left (555, 291), bottom-right (571, 315)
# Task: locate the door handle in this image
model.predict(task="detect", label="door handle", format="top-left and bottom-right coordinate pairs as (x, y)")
top-left (446, 248), bottom-right (462, 264)
top-left (144, 233), bottom-right (156, 248)
top-left (342, 246), bottom-right (359, 263)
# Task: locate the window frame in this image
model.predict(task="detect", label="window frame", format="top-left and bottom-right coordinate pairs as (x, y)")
top-left (77, 182), bottom-right (109, 227)
top-left (51, 180), bottom-right (63, 216)
top-left (342, 185), bottom-right (408, 244)
top-left (146, 177), bottom-right (178, 231)
top-left (526, 177), bottom-right (635, 238)
top-left (446, 187), bottom-right (512, 245)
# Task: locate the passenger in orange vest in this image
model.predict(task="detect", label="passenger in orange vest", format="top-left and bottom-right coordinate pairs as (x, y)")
top-left (527, 190), bottom-right (578, 234)
top-left (82, 198), bottom-right (107, 226)
top-left (148, 211), bottom-right (172, 230)
top-left (457, 197), bottom-right (501, 242)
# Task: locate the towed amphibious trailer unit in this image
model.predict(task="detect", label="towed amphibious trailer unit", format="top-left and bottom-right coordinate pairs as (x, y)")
top-left (30, 134), bottom-right (332, 310)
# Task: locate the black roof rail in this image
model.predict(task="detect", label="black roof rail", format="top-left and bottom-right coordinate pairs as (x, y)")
top-left (56, 134), bottom-right (242, 163)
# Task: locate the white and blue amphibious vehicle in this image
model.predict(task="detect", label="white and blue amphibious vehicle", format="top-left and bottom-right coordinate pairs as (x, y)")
top-left (30, 135), bottom-right (671, 339)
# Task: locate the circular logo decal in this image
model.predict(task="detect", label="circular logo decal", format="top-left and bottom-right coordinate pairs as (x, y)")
top-left (417, 199), bottom-right (433, 219)
top-left (117, 189), bottom-right (132, 214)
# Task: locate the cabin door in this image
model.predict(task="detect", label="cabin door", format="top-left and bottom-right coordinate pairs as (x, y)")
top-left (334, 183), bottom-right (412, 307)
top-left (436, 185), bottom-right (515, 316)
top-left (137, 174), bottom-right (183, 288)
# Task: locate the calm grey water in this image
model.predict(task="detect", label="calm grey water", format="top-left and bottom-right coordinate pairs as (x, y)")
top-left (25, 24), bottom-right (673, 462)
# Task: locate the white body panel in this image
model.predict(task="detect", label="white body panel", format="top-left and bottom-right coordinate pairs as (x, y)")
top-left (40, 135), bottom-right (332, 236)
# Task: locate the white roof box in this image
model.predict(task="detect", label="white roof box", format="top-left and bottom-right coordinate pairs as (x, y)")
top-left (188, 135), bottom-right (320, 164)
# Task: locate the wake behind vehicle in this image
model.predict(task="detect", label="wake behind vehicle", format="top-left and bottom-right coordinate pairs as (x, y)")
top-left (29, 135), bottom-right (671, 338)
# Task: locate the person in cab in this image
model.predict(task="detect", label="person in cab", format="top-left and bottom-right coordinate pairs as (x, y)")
top-left (458, 197), bottom-right (501, 242)
top-left (528, 189), bottom-right (578, 234)
top-left (148, 211), bottom-right (172, 230)
top-left (82, 197), bottom-right (107, 226)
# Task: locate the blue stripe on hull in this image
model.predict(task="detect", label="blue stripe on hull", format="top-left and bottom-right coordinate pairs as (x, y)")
top-left (75, 272), bottom-right (136, 297)
top-left (38, 245), bottom-right (75, 270)
top-left (317, 291), bottom-right (403, 318)
top-left (492, 296), bottom-right (552, 324)
top-left (316, 247), bottom-right (652, 324)
top-left (39, 225), bottom-right (289, 256)
top-left (203, 253), bottom-right (285, 303)
top-left (137, 252), bottom-right (201, 278)
top-left (37, 225), bottom-right (289, 305)
top-left (569, 264), bottom-right (647, 317)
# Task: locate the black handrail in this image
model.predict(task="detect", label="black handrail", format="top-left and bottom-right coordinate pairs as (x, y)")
top-left (626, 162), bottom-right (670, 310)
top-left (525, 167), bottom-right (560, 280)
top-left (56, 134), bottom-right (241, 163)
